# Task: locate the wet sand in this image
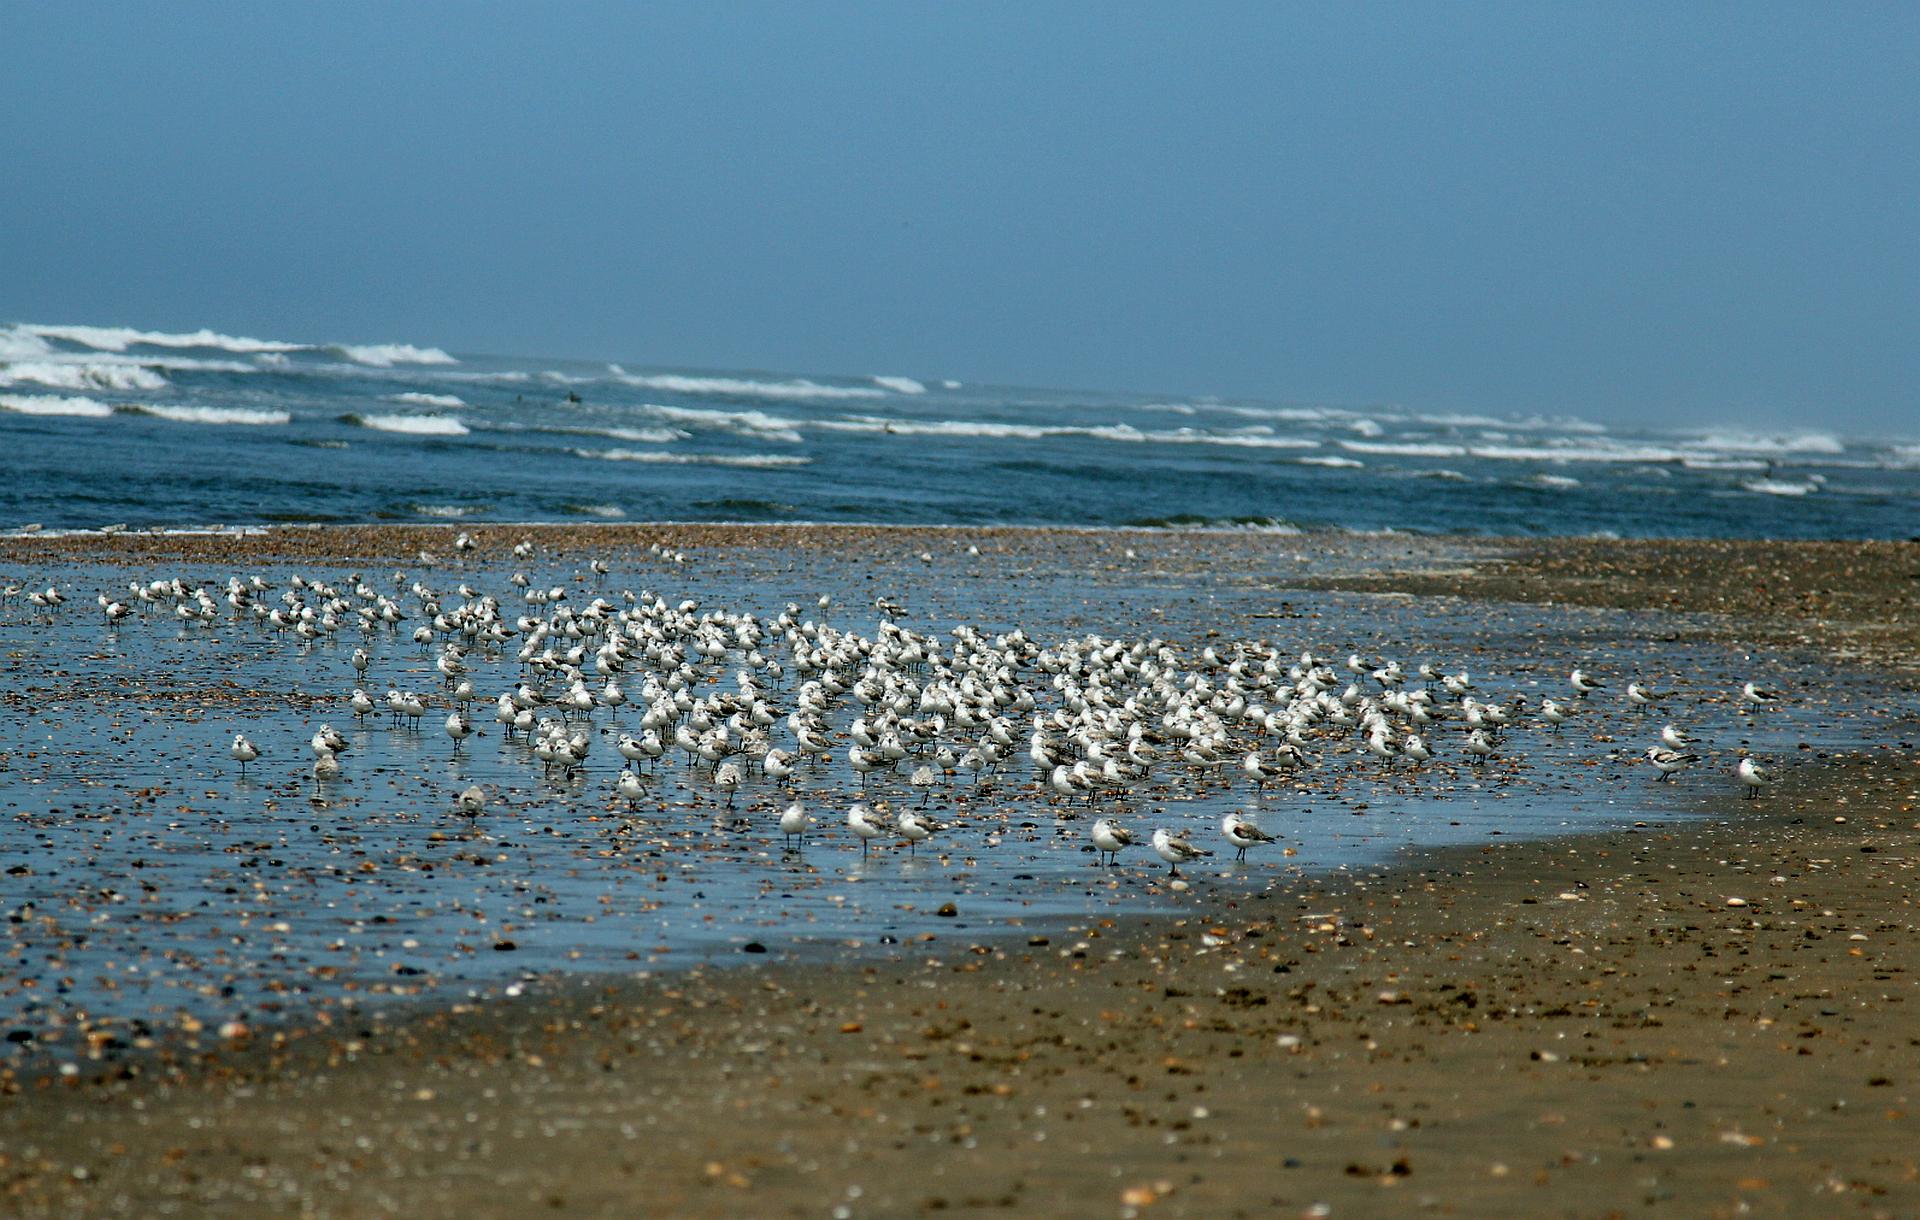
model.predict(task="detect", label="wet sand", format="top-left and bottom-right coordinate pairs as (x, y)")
top-left (2, 529), bottom-right (1916, 1218)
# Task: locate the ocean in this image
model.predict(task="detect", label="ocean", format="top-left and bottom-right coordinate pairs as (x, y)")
top-left (3, 320), bottom-right (1915, 537)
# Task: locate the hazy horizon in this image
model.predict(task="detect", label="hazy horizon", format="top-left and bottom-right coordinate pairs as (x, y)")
top-left (6, 3), bottom-right (1914, 432)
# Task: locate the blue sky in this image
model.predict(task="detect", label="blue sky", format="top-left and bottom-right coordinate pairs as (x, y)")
top-left (5, 3), bottom-right (1914, 428)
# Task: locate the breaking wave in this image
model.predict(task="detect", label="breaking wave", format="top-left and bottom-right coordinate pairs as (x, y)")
top-left (0, 361), bottom-right (171, 392)
top-left (608, 366), bottom-right (886, 402)
top-left (343, 413), bottom-right (471, 436)
top-left (118, 404), bottom-right (291, 426)
top-left (871, 375), bottom-right (927, 394)
top-left (388, 392), bottom-right (465, 408)
top-left (328, 343), bottom-right (457, 368)
top-left (0, 393), bottom-right (114, 417)
top-left (631, 402), bottom-right (804, 443)
top-left (571, 448), bottom-right (811, 469)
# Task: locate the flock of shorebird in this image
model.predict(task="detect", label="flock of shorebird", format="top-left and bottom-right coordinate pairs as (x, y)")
top-left (9, 546), bottom-right (1785, 878)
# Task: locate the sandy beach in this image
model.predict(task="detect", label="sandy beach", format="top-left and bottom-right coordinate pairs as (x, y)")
top-left (1, 528), bottom-right (1915, 1218)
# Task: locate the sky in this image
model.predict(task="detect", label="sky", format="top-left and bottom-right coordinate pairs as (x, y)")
top-left (5, 3), bottom-right (1915, 430)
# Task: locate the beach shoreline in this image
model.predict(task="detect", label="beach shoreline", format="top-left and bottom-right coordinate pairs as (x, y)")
top-left (1, 529), bottom-right (1915, 1217)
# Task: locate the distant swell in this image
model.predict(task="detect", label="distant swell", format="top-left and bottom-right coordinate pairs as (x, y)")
top-left (9, 322), bottom-right (456, 368)
top-left (18, 323), bottom-right (302, 354)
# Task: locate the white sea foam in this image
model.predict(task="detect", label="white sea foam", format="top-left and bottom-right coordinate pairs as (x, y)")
top-left (871, 375), bottom-right (927, 394)
top-left (572, 448), bottom-right (811, 469)
top-left (0, 393), bottom-right (114, 417)
top-left (331, 343), bottom-right (458, 368)
top-left (389, 392), bottom-right (465, 408)
top-left (633, 402), bottom-right (804, 443)
top-left (1348, 418), bottom-right (1384, 438)
top-left (1339, 440), bottom-right (1469, 457)
top-left (1531, 473), bottom-right (1582, 489)
top-left (561, 503), bottom-right (627, 518)
top-left (0, 361), bottom-right (171, 391)
top-left (121, 404), bottom-right (291, 426)
top-left (1741, 478), bottom-right (1819, 496)
top-left (352, 413), bottom-right (470, 436)
top-left (608, 366), bottom-right (886, 402)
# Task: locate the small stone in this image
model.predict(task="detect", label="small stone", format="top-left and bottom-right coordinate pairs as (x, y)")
top-left (936, 903), bottom-right (958, 918)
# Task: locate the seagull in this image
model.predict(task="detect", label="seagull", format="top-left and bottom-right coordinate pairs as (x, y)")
top-left (1090, 818), bottom-right (1135, 866)
top-left (1741, 681), bottom-right (1783, 707)
top-left (848, 802), bottom-right (889, 856)
top-left (1570, 668), bottom-right (1604, 696)
top-left (1645, 746), bottom-right (1698, 782)
top-left (1150, 828), bottom-right (1212, 877)
top-left (1221, 812), bottom-right (1277, 862)
top-left (230, 733), bottom-right (260, 772)
top-left (1736, 755), bottom-right (1770, 799)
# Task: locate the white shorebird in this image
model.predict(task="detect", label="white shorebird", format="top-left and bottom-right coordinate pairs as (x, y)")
top-left (456, 784), bottom-right (486, 819)
top-left (616, 770), bottom-right (647, 806)
top-left (1660, 723), bottom-right (1692, 750)
top-left (897, 810), bottom-right (943, 854)
top-left (312, 748), bottom-right (343, 783)
top-left (1221, 812), bottom-right (1276, 862)
top-left (1736, 755), bottom-right (1770, 799)
top-left (1150, 828), bottom-right (1212, 877)
top-left (445, 710), bottom-right (472, 750)
top-left (1464, 729), bottom-right (1497, 764)
top-left (714, 761), bottom-right (743, 808)
top-left (1645, 746), bottom-right (1697, 782)
top-left (1740, 681), bottom-right (1783, 707)
top-left (1625, 681), bottom-right (1666, 712)
top-left (1570, 668), bottom-right (1604, 696)
top-left (1540, 698), bottom-right (1570, 729)
top-left (1090, 818), bottom-right (1134, 866)
top-left (230, 733), bottom-right (260, 772)
top-left (848, 802), bottom-right (889, 856)
top-left (779, 801), bottom-right (810, 846)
